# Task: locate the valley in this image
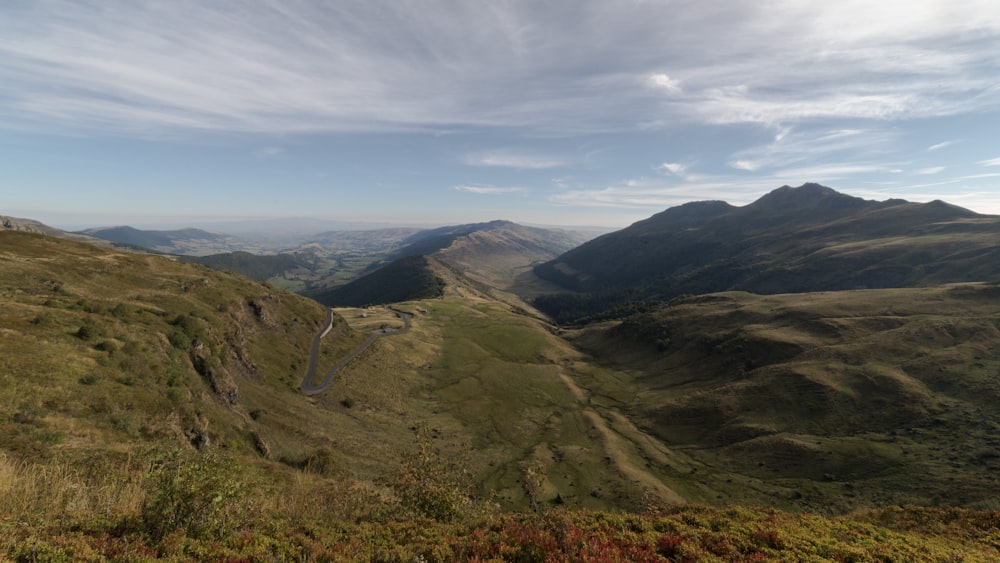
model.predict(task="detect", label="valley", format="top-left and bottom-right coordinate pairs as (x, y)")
top-left (3, 184), bottom-right (1000, 559)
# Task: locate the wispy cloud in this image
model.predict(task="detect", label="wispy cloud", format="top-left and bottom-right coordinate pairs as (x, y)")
top-left (1, 1), bottom-right (998, 136)
top-left (726, 128), bottom-right (896, 173)
top-left (915, 166), bottom-right (945, 175)
top-left (656, 162), bottom-right (687, 175)
top-left (255, 147), bottom-right (285, 159)
top-left (454, 185), bottom-right (527, 195)
top-left (647, 73), bottom-right (682, 94)
top-left (463, 150), bottom-right (566, 169)
top-left (979, 157), bottom-right (1000, 166)
top-left (550, 174), bottom-right (791, 209)
top-left (927, 140), bottom-right (960, 151)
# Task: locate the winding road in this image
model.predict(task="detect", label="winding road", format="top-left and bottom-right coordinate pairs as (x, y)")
top-left (299, 306), bottom-right (413, 395)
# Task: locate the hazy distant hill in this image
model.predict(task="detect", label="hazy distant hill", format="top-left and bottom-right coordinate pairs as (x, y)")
top-left (304, 227), bottom-right (423, 251)
top-left (535, 183), bottom-right (1000, 323)
top-left (401, 220), bottom-right (590, 287)
top-left (2, 214), bottom-right (106, 244)
top-left (79, 225), bottom-right (255, 255)
top-left (180, 251), bottom-right (305, 282)
top-left (310, 220), bottom-right (591, 306)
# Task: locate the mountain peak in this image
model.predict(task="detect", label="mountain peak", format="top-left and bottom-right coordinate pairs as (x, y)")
top-left (755, 183), bottom-right (849, 204)
top-left (743, 183), bottom-right (867, 221)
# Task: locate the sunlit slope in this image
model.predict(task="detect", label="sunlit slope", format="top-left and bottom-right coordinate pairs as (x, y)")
top-left (0, 230), bottom-right (680, 513)
top-left (569, 284), bottom-right (1000, 512)
top-left (330, 288), bottom-right (688, 511)
top-left (0, 230), bottom-right (374, 463)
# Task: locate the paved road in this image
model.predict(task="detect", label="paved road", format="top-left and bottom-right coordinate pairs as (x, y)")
top-left (300, 306), bottom-right (413, 395)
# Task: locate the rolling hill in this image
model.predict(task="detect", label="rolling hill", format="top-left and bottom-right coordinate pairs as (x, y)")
top-left (566, 283), bottom-right (1000, 513)
top-left (534, 183), bottom-right (1000, 323)
top-left (309, 220), bottom-right (591, 307)
top-left (4, 222), bottom-right (1000, 558)
top-left (179, 250), bottom-right (305, 282)
top-left (79, 225), bottom-right (256, 255)
top-left (0, 229), bottom-right (681, 523)
top-left (2, 213), bottom-right (108, 245)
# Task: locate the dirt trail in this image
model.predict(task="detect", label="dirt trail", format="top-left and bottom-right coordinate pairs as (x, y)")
top-left (557, 372), bottom-right (685, 504)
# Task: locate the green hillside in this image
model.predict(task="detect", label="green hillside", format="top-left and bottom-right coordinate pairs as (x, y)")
top-left (3, 229), bottom-right (1000, 559)
top-left (568, 284), bottom-right (1000, 512)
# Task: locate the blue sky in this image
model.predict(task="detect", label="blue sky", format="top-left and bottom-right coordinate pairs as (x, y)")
top-left (3, 1), bottom-right (1000, 229)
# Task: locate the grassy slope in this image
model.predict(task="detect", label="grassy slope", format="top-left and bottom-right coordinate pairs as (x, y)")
top-left (3, 230), bottom-right (1000, 559)
top-left (0, 230), bottom-right (671, 512)
top-left (569, 284), bottom-right (1000, 513)
top-left (0, 231), bottom-right (379, 465)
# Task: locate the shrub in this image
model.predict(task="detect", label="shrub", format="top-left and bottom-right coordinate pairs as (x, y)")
top-left (391, 425), bottom-right (478, 522)
top-left (141, 450), bottom-right (255, 541)
top-left (78, 372), bottom-right (102, 385)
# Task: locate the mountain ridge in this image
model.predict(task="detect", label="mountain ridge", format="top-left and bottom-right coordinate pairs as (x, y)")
top-left (309, 219), bottom-right (590, 306)
top-left (534, 183), bottom-right (1000, 323)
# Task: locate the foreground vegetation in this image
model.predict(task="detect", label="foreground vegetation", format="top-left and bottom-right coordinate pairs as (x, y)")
top-left (3, 448), bottom-right (999, 561)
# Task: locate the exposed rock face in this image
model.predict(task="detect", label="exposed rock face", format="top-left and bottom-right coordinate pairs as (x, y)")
top-left (190, 339), bottom-right (239, 406)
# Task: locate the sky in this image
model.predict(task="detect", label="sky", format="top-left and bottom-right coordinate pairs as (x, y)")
top-left (3, 0), bottom-right (1000, 230)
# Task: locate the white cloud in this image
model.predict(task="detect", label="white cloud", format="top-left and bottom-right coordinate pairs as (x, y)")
top-left (729, 160), bottom-right (760, 172)
top-left (657, 162), bottom-right (686, 175)
top-left (463, 150), bottom-right (566, 169)
top-left (979, 157), bottom-right (1000, 166)
top-left (454, 185), bottom-right (526, 195)
top-left (915, 166), bottom-right (945, 175)
top-left (647, 73), bottom-right (682, 94)
top-left (927, 140), bottom-right (960, 151)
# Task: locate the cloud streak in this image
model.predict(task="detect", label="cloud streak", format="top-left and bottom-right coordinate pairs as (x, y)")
top-left (1, 1), bottom-right (998, 136)
top-left (454, 185), bottom-right (527, 195)
top-left (463, 150), bottom-right (566, 169)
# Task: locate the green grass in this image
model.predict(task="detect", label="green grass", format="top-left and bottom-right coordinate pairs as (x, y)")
top-left (569, 283), bottom-right (1000, 512)
top-left (5, 230), bottom-right (1000, 558)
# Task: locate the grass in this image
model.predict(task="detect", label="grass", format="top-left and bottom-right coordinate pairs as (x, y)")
top-left (4, 230), bottom-right (1000, 558)
top-left (569, 283), bottom-right (1000, 512)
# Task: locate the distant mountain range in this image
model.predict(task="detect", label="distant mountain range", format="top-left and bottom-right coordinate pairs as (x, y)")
top-left (534, 183), bottom-right (1000, 323)
top-left (78, 225), bottom-right (256, 255)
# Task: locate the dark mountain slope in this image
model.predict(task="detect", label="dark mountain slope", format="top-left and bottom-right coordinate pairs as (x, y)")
top-left (535, 184), bottom-right (1000, 323)
top-left (307, 254), bottom-right (445, 306)
top-left (180, 251), bottom-right (304, 282)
